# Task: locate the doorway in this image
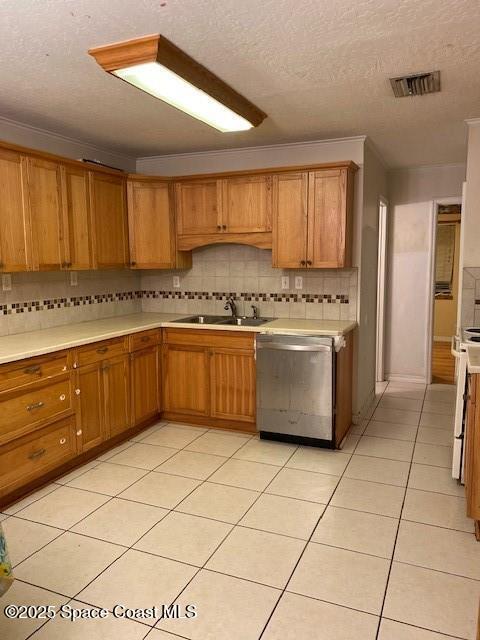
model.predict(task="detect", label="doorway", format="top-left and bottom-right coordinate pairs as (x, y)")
top-left (429, 199), bottom-right (462, 384)
top-left (376, 198), bottom-right (388, 382)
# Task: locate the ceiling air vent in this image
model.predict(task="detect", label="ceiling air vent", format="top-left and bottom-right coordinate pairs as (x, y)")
top-left (390, 71), bottom-right (441, 97)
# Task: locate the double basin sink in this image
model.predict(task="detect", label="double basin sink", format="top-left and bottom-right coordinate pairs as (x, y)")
top-left (173, 314), bottom-right (272, 327)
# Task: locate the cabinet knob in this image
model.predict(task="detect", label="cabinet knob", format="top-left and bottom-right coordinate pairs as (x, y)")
top-left (217, 225), bottom-right (222, 231)
top-left (307, 260), bottom-right (312, 266)
top-left (300, 260), bottom-right (306, 266)
top-left (130, 261), bottom-right (137, 267)
top-left (222, 224), bottom-right (227, 230)
top-left (59, 437), bottom-right (66, 445)
top-left (75, 388), bottom-right (81, 395)
top-left (76, 429), bottom-right (82, 436)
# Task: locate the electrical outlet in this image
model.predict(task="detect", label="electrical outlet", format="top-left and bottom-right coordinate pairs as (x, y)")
top-left (2, 274), bottom-right (12, 292)
top-left (281, 276), bottom-right (290, 290)
top-left (70, 272), bottom-right (78, 286)
top-left (173, 276), bottom-right (180, 288)
top-left (294, 276), bottom-right (303, 290)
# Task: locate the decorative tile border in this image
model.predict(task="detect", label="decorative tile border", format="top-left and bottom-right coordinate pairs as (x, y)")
top-left (1, 289), bottom-right (350, 316)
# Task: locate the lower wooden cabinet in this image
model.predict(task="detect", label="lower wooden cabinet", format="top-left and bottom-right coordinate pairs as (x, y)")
top-left (465, 373), bottom-right (480, 539)
top-left (163, 344), bottom-right (210, 417)
top-left (130, 346), bottom-right (161, 427)
top-left (105, 355), bottom-right (130, 438)
top-left (210, 348), bottom-right (255, 422)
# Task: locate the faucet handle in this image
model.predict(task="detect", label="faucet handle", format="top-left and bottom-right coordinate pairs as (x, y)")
top-left (251, 305), bottom-right (259, 319)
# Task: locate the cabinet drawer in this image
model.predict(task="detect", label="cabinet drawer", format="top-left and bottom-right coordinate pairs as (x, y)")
top-left (0, 416), bottom-right (78, 498)
top-left (0, 377), bottom-right (72, 445)
top-left (74, 337), bottom-right (127, 367)
top-left (163, 328), bottom-right (255, 351)
top-left (129, 329), bottom-right (161, 352)
top-left (0, 351), bottom-right (70, 393)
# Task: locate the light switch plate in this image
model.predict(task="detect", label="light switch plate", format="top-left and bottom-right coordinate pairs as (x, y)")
top-left (173, 276), bottom-right (180, 288)
top-left (70, 272), bottom-right (78, 286)
top-left (294, 276), bottom-right (303, 290)
top-left (281, 276), bottom-right (290, 290)
top-left (2, 274), bottom-right (12, 292)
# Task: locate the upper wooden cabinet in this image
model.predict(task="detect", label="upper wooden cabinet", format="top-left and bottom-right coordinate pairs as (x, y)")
top-left (61, 165), bottom-right (94, 270)
top-left (273, 165), bottom-right (356, 269)
top-left (222, 175), bottom-right (272, 233)
top-left (0, 148), bottom-right (31, 272)
top-left (175, 179), bottom-right (220, 236)
top-left (89, 172), bottom-right (128, 269)
top-left (127, 178), bottom-right (191, 269)
top-left (26, 157), bottom-right (64, 271)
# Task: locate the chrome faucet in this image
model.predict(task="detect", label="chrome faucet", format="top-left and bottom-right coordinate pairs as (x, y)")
top-left (251, 305), bottom-right (259, 319)
top-left (224, 296), bottom-right (237, 318)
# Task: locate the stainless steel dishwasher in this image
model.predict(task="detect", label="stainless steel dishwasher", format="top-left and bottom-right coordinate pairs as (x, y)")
top-left (256, 334), bottom-right (335, 447)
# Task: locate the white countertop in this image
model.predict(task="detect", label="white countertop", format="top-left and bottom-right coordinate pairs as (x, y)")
top-left (0, 313), bottom-right (357, 365)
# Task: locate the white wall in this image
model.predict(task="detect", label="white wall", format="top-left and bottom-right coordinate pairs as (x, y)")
top-left (463, 120), bottom-right (480, 268)
top-left (385, 163), bottom-right (465, 382)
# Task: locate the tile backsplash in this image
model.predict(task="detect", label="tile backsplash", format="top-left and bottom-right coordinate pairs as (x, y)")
top-left (461, 267), bottom-right (480, 327)
top-left (141, 245), bottom-right (358, 321)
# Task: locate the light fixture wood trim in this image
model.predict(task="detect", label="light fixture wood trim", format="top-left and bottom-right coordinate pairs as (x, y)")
top-left (88, 34), bottom-right (267, 128)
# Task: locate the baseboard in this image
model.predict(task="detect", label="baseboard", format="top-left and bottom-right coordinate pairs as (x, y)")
top-left (386, 373), bottom-right (428, 385)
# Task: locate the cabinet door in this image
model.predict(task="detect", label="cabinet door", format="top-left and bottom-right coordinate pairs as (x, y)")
top-left (210, 348), bottom-right (255, 423)
top-left (163, 344), bottom-right (210, 416)
top-left (272, 172), bottom-right (308, 268)
top-left (76, 362), bottom-right (105, 452)
top-left (0, 148), bottom-right (31, 271)
top-left (222, 175), bottom-right (272, 233)
top-left (307, 169), bottom-right (351, 268)
top-left (130, 346), bottom-right (160, 426)
top-left (175, 180), bottom-right (220, 235)
top-left (89, 172), bottom-right (128, 268)
top-left (465, 374), bottom-right (480, 523)
top-left (127, 180), bottom-right (175, 268)
top-left (104, 354), bottom-right (130, 438)
top-left (26, 157), bottom-right (64, 270)
top-left (61, 165), bottom-right (93, 270)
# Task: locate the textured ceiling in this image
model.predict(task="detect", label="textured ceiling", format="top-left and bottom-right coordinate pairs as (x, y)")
top-left (1, 0), bottom-right (479, 167)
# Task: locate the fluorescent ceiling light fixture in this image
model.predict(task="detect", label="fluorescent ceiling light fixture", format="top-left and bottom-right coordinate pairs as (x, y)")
top-left (89, 34), bottom-right (266, 132)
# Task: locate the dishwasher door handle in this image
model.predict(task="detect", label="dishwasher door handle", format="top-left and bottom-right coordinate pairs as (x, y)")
top-left (256, 343), bottom-right (332, 353)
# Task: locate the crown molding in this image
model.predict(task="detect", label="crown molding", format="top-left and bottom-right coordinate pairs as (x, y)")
top-left (465, 117), bottom-right (480, 127)
top-left (388, 161), bottom-right (466, 173)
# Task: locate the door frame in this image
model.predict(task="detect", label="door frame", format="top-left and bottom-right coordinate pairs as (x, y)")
top-left (376, 197), bottom-right (388, 382)
top-left (426, 195), bottom-right (463, 384)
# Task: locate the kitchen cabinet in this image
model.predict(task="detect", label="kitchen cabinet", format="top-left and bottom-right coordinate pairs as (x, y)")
top-left (75, 361), bottom-right (105, 452)
top-left (221, 175), bottom-right (272, 234)
top-left (465, 373), bottom-right (480, 539)
top-left (163, 344), bottom-right (210, 417)
top-left (175, 179), bottom-right (220, 237)
top-left (210, 348), bottom-right (255, 423)
top-left (26, 156), bottom-right (64, 270)
top-left (273, 165), bottom-right (356, 269)
top-left (61, 165), bottom-right (94, 269)
top-left (130, 345), bottom-right (161, 426)
top-left (89, 171), bottom-right (128, 268)
top-left (0, 148), bottom-right (31, 272)
top-left (104, 354), bottom-right (130, 438)
top-left (127, 178), bottom-right (191, 269)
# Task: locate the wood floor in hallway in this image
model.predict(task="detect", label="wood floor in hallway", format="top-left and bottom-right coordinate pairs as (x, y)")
top-left (432, 341), bottom-right (455, 385)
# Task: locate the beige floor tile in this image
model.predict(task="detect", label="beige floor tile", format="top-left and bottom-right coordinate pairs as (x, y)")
top-left (402, 489), bottom-right (473, 532)
top-left (365, 420), bottom-right (417, 441)
top-left (378, 618), bottom-right (460, 639)
top-left (14, 532), bottom-right (124, 596)
top-left (384, 384), bottom-right (425, 401)
top-left (355, 436), bottom-right (414, 462)
top-left (408, 463), bottom-right (465, 497)
top-left (106, 442), bottom-right (177, 470)
top-left (349, 421), bottom-right (367, 435)
top-left (2, 516), bottom-right (62, 566)
top-left (331, 477), bottom-right (405, 517)
top-left (134, 511), bottom-right (232, 566)
top-left (233, 437), bottom-right (297, 465)
top-left (0, 513), bottom-right (7, 521)
top-left (129, 421), bottom-right (167, 441)
top-left (0, 580), bottom-right (67, 640)
top-left (208, 458), bottom-right (279, 491)
top-left (422, 400), bottom-right (455, 416)
top-left (262, 591), bottom-right (378, 640)
top-left (3, 483), bottom-right (60, 515)
top-left (416, 427), bottom-right (452, 446)
top-left (158, 569), bottom-right (280, 639)
top-left (286, 447), bottom-right (351, 475)
top-left (119, 472), bottom-right (201, 509)
top-left (419, 412), bottom-right (454, 430)
top-left (14, 485), bottom-right (110, 528)
top-left (372, 406), bottom-right (420, 426)
top-left (339, 433), bottom-right (360, 452)
top-left (186, 431), bottom-right (250, 456)
top-left (345, 455), bottom-right (410, 487)
top-left (55, 460), bottom-right (101, 484)
top-left (240, 493), bottom-right (324, 539)
top-left (288, 542), bottom-right (390, 614)
top-left (32, 600), bottom-right (148, 639)
top-left (379, 396), bottom-right (423, 412)
top-left (78, 549), bottom-right (197, 621)
top-left (155, 449), bottom-right (228, 479)
top-left (66, 462), bottom-right (148, 496)
top-left (395, 520), bottom-right (480, 579)
top-left (383, 562), bottom-right (480, 639)
top-left (312, 506), bottom-right (398, 558)
top-left (71, 498), bottom-right (168, 546)
top-left (149, 631), bottom-right (182, 639)
top-left (413, 443), bottom-right (453, 468)
top-left (96, 441), bottom-right (134, 461)
top-left (176, 482), bottom-right (259, 523)
top-left (206, 526), bottom-right (305, 588)
top-left (265, 467), bottom-right (338, 503)
top-left (424, 387), bottom-right (456, 405)
top-left (140, 425), bottom-right (205, 448)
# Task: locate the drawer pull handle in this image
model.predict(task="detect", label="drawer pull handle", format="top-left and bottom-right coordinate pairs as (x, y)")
top-left (27, 401), bottom-right (44, 412)
top-left (24, 365), bottom-right (41, 375)
top-left (96, 347), bottom-right (109, 354)
top-left (59, 394), bottom-right (66, 401)
top-left (59, 437), bottom-right (66, 445)
top-left (28, 448), bottom-right (46, 460)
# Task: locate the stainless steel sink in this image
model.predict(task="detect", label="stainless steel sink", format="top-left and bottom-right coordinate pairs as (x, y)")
top-left (220, 317), bottom-right (271, 327)
top-left (172, 315), bottom-right (271, 327)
